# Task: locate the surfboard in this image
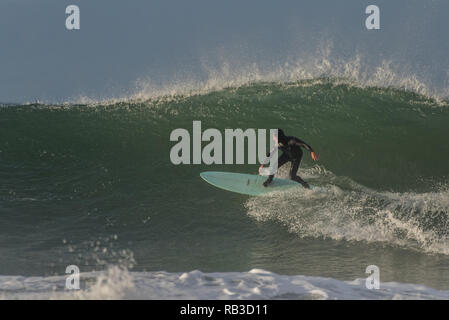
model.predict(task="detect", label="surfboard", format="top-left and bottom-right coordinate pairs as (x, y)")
top-left (200, 171), bottom-right (309, 196)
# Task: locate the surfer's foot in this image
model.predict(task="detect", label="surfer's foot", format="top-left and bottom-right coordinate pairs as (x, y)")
top-left (263, 177), bottom-right (273, 187)
top-left (292, 176), bottom-right (310, 189)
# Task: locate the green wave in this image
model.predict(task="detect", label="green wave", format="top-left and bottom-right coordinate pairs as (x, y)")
top-left (1, 78), bottom-right (449, 259)
top-left (1, 80), bottom-right (448, 193)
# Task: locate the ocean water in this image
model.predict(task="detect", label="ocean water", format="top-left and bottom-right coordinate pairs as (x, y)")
top-left (1, 78), bottom-right (449, 299)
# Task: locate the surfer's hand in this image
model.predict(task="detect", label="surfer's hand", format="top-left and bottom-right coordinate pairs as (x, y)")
top-left (258, 165), bottom-right (264, 174)
top-left (311, 152), bottom-right (319, 161)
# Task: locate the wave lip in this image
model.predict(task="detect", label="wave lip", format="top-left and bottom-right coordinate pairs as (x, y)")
top-left (1, 268), bottom-right (449, 300)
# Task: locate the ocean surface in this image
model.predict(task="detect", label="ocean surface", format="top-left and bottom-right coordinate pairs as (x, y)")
top-left (1, 78), bottom-right (449, 299)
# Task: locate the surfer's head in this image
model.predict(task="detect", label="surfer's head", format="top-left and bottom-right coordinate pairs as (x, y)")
top-left (275, 128), bottom-right (287, 144)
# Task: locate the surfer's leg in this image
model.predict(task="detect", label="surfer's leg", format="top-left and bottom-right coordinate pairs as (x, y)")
top-left (262, 176), bottom-right (273, 187)
top-left (290, 156), bottom-right (310, 189)
top-left (263, 153), bottom-right (288, 187)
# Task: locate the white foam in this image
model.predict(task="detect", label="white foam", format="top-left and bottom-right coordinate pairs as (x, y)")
top-left (245, 167), bottom-right (449, 255)
top-left (1, 268), bottom-right (448, 300)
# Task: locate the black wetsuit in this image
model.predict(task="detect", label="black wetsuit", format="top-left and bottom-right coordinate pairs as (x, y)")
top-left (263, 131), bottom-right (313, 189)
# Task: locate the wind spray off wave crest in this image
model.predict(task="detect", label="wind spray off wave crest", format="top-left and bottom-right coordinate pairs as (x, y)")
top-left (62, 46), bottom-right (449, 106)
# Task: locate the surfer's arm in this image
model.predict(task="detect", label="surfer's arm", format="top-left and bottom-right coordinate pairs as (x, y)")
top-left (291, 138), bottom-right (313, 151)
top-left (258, 146), bottom-right (278, 172)
top-left (292, 138), bottom-right (319, 161)
top-left (260, 146), bottom-right (277, 165)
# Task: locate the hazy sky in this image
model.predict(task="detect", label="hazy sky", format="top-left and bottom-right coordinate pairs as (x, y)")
top-left (1, 0), bottom-right (448, 102)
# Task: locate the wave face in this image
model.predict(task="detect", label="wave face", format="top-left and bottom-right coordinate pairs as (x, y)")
top-left (2, 80), bottom-right (448, 190)
top-left (1, 79), bottom-right (449, 293)
top-left (2, 268), bottom-right (449, 300)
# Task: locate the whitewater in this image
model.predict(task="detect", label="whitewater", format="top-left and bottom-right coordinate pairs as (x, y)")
top-left (2, 267), bottom-right (449, 300)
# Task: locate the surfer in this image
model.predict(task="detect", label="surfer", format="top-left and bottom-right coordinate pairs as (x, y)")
top-left (259, 129), bottom-right (319, 189)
